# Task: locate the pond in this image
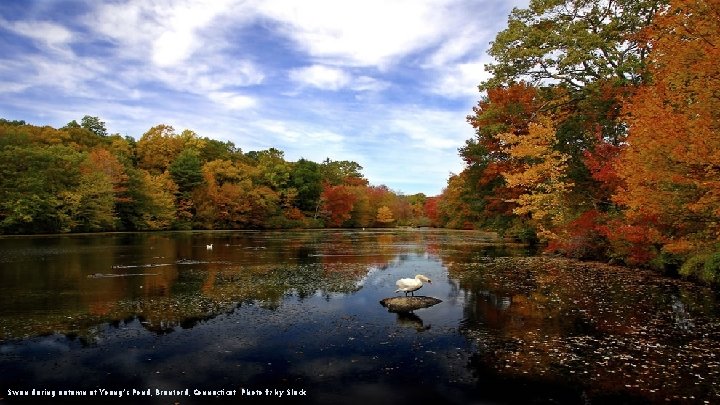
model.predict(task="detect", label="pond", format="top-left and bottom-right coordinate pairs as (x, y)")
top-left (0, 229), bottom-right (719, 404)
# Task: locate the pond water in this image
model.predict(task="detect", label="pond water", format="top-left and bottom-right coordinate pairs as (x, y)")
top-left (0, 229), bottom-right (719, 404)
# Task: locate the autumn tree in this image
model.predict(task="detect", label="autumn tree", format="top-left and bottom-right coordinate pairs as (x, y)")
top-left (138, 171), bottom-right (177, 230)
top-left (437, 172), bottom-right (478, 229)
top-left (321, 184), bottom-right (358, 227)
top-left (498, 114), bottom-right (574, 239)
top-left (463, 83), bottom-right (541, 232)
top-left (136, 125), bottom-right (184, 173)
top-left (347, 189), bottom-right (373, 228)
top-left (422, 197), bottom-right (439, 227)
top-left (60, 160), bottom-right (116, 232)
top-left (615, 0), bottom-right (720, 272)
top-left (88, 148), bottom-right (131, 204)
top-left (0, 119), bottom-right (382, 233)
top-left (483, 0), bottom-right (665, 91)
top-left (376, 206), bottom-right (395, 226)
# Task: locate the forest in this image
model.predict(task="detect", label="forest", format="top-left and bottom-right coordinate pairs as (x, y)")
top-left (0, 117), bottom-right (438, 234)
top-left (1, 0), bottom-right (718, 284)
top-left (436, 0), bottom-right (720, 283)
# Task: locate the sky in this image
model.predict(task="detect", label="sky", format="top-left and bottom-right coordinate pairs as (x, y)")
top-left (0, 0), bottom-right (528, 196)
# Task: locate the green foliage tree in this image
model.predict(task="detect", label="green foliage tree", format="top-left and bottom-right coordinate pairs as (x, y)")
top-left (0, 144), bottom-right (83, 233)
top-left (169, 149), bottom-right (204, 195)
top-left (483, 0), bottom-right (665, 91)
top-left (0, 118), bottom-right (27, 126)
top-left (80, 115), bottom-right (108, 137)
top-left (290, 159), bottom-right (323, 213)
top-left (60, 168), bottom-right (116, 232)
top-left (321, 158), bottom-right (366, 186)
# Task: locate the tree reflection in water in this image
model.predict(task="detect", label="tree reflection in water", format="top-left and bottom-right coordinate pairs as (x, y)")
top-left (0, 230), bottom-right (718, 404)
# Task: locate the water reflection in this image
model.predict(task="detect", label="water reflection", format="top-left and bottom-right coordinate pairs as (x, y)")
top-left (393, 312), bottom-right (431, 332)
top-left (1, 231), bottom-right (426, 338)
top-left (1, 230), bottom-right (719, 404)
top-left (449, 256), bottom-right (720, 403)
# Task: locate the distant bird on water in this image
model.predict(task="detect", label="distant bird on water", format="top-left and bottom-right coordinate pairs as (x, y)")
top-left (395, 274), bottom-right (432, 296)
top-left (206, 244), bottom-right (213, 250)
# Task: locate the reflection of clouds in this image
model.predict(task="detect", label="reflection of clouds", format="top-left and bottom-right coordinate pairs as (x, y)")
top-left (671, 295), bottom-right (694, 331)
top-left (4, 231), bottom-right (461, 383)
top-left (477, 290), bottom-right (512, 311)
top-left (353, 265), bottom-right (383, 288)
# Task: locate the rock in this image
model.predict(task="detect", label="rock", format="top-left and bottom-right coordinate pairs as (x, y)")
top-left (379, 296), bottom-right (442, 313)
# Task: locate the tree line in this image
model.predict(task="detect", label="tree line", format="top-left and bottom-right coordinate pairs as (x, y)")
top-left (433, 0), bottom-right (720, 283)
top-left (0, 118), bottom-right (438, 234)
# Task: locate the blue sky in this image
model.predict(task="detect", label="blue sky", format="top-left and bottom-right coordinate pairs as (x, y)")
top-left (0, 0), bottom-right (527, 196)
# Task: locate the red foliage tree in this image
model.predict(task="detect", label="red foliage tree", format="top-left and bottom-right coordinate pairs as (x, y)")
top-left (321, 184), bottom-right (358, 227)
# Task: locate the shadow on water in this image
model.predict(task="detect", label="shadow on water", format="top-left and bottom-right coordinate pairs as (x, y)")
top-left (0, 230), bottom-right (719, 404)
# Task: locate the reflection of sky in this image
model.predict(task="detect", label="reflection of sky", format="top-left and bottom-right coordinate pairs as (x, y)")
top-left (3, 231), bottom-right (719, 404)
top-left (0, 233), bottom-right (479, 403)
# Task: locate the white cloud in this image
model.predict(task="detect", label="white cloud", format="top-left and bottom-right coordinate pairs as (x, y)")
top-left (430, 58), bottom-right (490, 99)
top-left (306, 130), bottom-right (344, 143)
top-left (353, 76), bottom-right (390, 92)
top-left (289, 65), bottom-right (389, 93)
top-left (149, 0), bottom-right (242, 67)
top-left (255, 0), bottom-right (456, 67)
top-left (153, 60), bottom-right (264, 92)
top-left (256, 119), bottom-right (344, 144)
top-left (289, 65), bottom-right (351, 90)
top-left (88, 2), bottom-right (160, 60)
top-left (90, 0), bottom-right (243, 67)
top-left (3, 19), bottom-right (73, 52)
top-left (207, 91), bottom-right (257, 110)
top-left (424, 24), bottom-right (492, 68)
top-left (83, 1), bottom-right (263, 110)
top-left (390, 108), bottom-right (473, 151)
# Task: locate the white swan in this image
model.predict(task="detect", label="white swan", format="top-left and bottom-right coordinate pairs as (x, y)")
top-left (395, 274), bottom-right (432, 296)
top-left (206, 244), bottom-right (213, 250)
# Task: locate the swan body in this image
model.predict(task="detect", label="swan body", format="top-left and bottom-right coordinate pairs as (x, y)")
top-left (206, 244), bottom-right (213, 250)
top-left (395, 274), bottom-right (432, 296)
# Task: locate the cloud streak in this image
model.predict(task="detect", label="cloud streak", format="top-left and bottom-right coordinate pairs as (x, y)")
top-left (0, 0), bottom-right (529, 195)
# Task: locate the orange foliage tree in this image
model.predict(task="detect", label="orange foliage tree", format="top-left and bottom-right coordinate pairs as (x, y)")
top-left (616, 0), bottom-right (720, 261)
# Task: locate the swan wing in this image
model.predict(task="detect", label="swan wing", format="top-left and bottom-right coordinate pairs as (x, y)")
top-left (395, 278), bottom-right (422, 292)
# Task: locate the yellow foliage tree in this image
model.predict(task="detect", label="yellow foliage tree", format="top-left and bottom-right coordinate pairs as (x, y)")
top-left (376, 205), bottom-right (395, 225)
top-left (497, 114), bottom-right (573, 239)
top-left (139, 171), bottom-right (177, 230)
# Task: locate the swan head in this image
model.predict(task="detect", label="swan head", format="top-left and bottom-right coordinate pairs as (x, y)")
top-left (415, 274), bottom-right (431, 283)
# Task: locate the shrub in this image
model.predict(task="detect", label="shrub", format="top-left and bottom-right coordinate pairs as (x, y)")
top-left (702, 252), bottom-right (720, 284)
top-left (680, 252), bottom-right (720, 285)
